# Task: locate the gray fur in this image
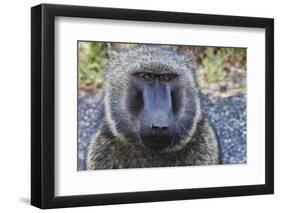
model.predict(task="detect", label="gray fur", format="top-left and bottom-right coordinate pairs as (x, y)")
top-left (87, 45), bottom-right (219, 169)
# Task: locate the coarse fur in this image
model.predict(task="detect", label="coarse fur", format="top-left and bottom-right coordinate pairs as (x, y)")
top-left (86, 45), bottom-right (219, 169)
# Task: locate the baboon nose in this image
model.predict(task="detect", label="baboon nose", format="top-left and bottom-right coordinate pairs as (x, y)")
top-left (151, 123), bottom-right (169, 131)
top-left (151, 124), bottom-right (169, 136)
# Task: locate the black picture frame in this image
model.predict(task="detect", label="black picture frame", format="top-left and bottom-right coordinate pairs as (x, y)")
top-left (31, 3), bottom-right (274, 209)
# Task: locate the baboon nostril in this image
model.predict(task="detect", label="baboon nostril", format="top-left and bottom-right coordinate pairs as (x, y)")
top-left (151, 123), bottom-right (169, 130)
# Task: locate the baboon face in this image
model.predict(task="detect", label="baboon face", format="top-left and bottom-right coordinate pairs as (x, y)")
top-left (129, 72), bottom-right (178, 150)
top-left (105, 46), bottom-right (200, 151)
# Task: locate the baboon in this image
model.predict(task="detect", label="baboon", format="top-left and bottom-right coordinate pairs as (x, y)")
top-left (86, 45), bottom-right (219, 169)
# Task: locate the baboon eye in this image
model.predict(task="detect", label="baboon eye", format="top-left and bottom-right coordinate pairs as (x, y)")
top-left (138, 73), bottom-right (153, 81)
top-left (161, 74), bottom-right (174, 82)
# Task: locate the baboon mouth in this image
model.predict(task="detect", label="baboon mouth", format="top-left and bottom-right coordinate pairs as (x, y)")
top-left (140, 135), bottom-right (173, 150)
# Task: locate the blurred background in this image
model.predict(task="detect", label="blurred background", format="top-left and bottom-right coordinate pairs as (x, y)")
top-left (78, 42), bottom-right (247, 170)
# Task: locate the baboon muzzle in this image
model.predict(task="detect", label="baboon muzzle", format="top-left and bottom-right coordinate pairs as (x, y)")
top-left (139, 81), bottom-right (175, 150)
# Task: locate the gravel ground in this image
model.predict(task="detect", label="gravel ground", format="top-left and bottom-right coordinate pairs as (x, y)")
top-left (78, 92), bottom-right (104, 170)
top-left (201, 94), bottom-right (247, 164)
top-left (78, 93), bottom-right (246, 170)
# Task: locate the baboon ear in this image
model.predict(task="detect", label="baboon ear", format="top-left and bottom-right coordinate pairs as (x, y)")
top-left (183, 54), bottom-right (197, 79)
top-left (185, 52), bottom-right (193, 63)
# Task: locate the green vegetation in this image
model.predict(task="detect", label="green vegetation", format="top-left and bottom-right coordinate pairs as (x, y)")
top-left (78, 42), bottom-right (107, 90)
top-left (198, 47), bottom-right (246, 84)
